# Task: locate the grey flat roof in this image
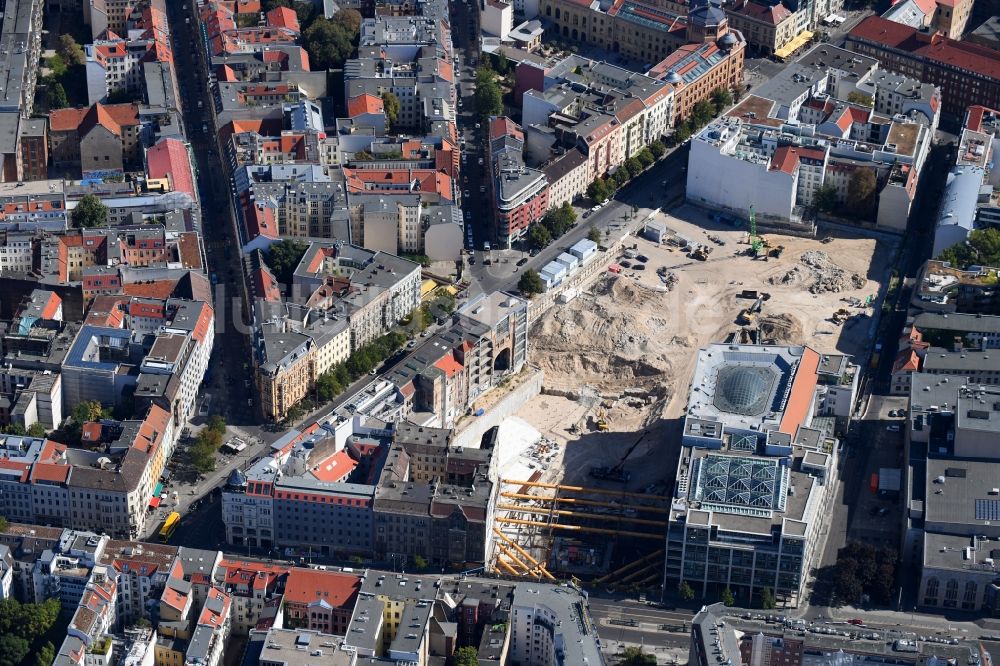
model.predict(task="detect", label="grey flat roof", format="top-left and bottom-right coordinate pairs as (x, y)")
top-left (258, 629), bottom-right (354, 666)
top-left (923, 347), bottom-right (1000, 373)
top-left (512, 584), bottom-right (602, 665)
top-left (914, 311), bottom-right (1000, 335)
top-left (925, 457), bottom-right (1000, 530)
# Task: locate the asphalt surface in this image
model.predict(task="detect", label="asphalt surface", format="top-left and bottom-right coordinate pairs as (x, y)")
top-left (465, 144), bottom-right (690, 295)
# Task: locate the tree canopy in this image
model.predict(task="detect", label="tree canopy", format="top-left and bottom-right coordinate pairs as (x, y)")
top-left (528, 223), bottom-right (551, 249)
top-left (302, 10), bottom-right (363, 70)
top-left (587, 178), bottom-right (613, 203)
top-left (814, 184), bottom-right (838, 213)
top-left (847, 168), bottom-right (877, 217)
top-left (518, 269), bottom-right (544, 296)
top-left (0, 597), bottom-right (61, 666)
top-left (474, 68), bottom-right (504, 119)
top-left (381, 92), bottom-right (400, 129)
top-left (711, 87), bottom-right (733, 114)
top-left (937, 227), bottom-right (1000, 269)
top-left (833, 541), bottom-right (897, 605)
top-left (617, 647), bottom-right (656, 666)
top-left (57, 35), bottom-right (85, 67)
top-left (588, 226), bottom-right (602, 243)
top-left (71, 195), bottom-right (108, 228)
top-left (453, 647), bottom-right (479, 666)
top-left (265, 238), bottom-right (309, 286)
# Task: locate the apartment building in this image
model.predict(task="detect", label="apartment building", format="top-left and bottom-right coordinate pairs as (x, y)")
top-left (48, 103), bottom-right (143, 176)
top-left (687, 45), bottom-right (936, 230)
top-left (846, 17), bottom-right (1000, 120)
top-left (489, 117), bottom-right (549, 247)
top-left (280, 567), bottom-right (360, 635)
top-left (724, 0), bottom-right (800, 56)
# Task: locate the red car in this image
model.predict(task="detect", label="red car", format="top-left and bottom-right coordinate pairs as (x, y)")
top-left (847, 619), bottom-right (864, 626)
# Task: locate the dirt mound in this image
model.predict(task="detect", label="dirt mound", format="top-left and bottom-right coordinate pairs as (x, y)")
top-left (532, 351), bottom-right (672, 388)
top-left (758, 313), bottom-right (803, 344)
top-left (799, 250), bottom-right (867, 293)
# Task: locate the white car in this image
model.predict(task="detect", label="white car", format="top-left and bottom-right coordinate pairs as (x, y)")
top-left (463, 189), bottom-right (470, 197)
top-left (478, 157), bottom-right (484, 165)
top-left (479, 185), bottom-right (485, 192)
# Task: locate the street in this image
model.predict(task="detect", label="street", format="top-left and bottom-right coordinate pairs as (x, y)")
top-left (465, 144), bottom-right (690, 295)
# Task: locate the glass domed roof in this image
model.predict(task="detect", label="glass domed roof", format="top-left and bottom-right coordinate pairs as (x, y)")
top-left (713, 365), bottom-right (776, 416)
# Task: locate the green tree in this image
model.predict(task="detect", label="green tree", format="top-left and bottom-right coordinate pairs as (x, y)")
top-left (761, 586), bottom-right (776, 609)
top-left (814, 184), bottom-right (838, 212)
top-left (624, 156), bottom-right (643, 177)
top-left (847, 91), bottom-right (874, 107)
top-left (316, 370), bottom-right (344, 401)
top-left (721, 586), bottom-right (735, 607)
top-left (332, 8), bottom-right (362, 34)
top-left (35, 641), bottom-right (55, 666)
top-left (453, 647), bottom-right (479, 666)
top-left (45, 82), bottom-right (69, 110)
top-left (46, 54), bottom-right (67, 79)
top-left (587, 226), bottom-right (602, 243)
top-left (495, 51), bottom-right (510, 74)
top-left (302, 13), bottom-right (359, 70)
top-left (649, 140), bottom-right (666, 159)
top-left (691, 100), bottom-right (715, 127)
top-left (673, 122), bottom-right (692, 144)
top-left (637, 147), bottom-right (655, 169)
top-left (474, 68), bottom-right (504, 119)
top-left (206, 415), bottom-right (226, 437)
top-left (612, 167), bottom-right (630, 188)
top-left (265, 238), bottom-right (309, 285)
top-left (72, 400), bottom-right (104, 424)
top-left (542, 201), bottom-right (576, 238)
top-left (26, 423), bottom-right (46, 437)
top-left (711, 86), bottom-right (734, 114)
top-left (518, 269), bottom-right (544, 296)
top-left (587, 178), bottom-right (611, 202)
top-left (71, 194), bottom-right (108, 228)
top-left (939, 227), bottom-right (1000, 269)
top-left (617, 646), bottom-right (656, 666)
top-left (679, 580), bottom-right (695, 601)
top-left (412, 554), bottom-right (428, 570)
top-left (1, 424), bottom-right (25, 436)
top-left (0, 516), bottom-right (7, 533)
top-left (0, 635), bottom-right (29, 666)
top-left (57, 35), bottom-right (85, 67)
top-left (381, 91), bottom-right (400, 130)
top-left (847, 168), bottom-right (877, 217)
top-left (528, 223), bottom-right (551, 249)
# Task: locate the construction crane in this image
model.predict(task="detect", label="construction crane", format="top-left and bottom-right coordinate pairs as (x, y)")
top-left (590, 431), bottom-right (649, 483)
top-left (749, 205), bottom-right (763, 256)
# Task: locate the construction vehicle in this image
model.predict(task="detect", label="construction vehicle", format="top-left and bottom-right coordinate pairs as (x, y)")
top-left (736, 293), bottom-right (767, 326)
top-left (769, 244), bottom-right (785, 258)
top-left (590, 431), bottom-right (649, 483)
top-left (831, 308), bottom-right (850, 324)
top-left (748, 205), bottom-right (763, 256)
top-left (689, 245), bottom-right (711, 261)
top-left (595, 410), bottom-right (609, 432)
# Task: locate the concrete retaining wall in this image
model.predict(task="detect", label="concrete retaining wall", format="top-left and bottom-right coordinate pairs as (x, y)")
top-left (453, 368), bottom-right (545, 448)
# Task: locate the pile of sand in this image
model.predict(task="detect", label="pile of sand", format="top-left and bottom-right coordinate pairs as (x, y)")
top-left (532, 275), bottom-right (675, 390)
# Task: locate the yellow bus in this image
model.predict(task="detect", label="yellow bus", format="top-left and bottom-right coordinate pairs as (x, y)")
top-left (159, 512), bottom-right (180, 542)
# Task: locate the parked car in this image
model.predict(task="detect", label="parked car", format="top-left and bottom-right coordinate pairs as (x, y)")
top-left (886, 424), bottom-right (901, 432)
top-left (636, 254), bottom-right (649, 262)
top-left (516, 257), bottom-right (529, 266)
top-left (848, 619), bottom-right (864, 626)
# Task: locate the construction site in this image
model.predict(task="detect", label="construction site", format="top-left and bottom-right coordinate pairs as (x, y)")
top-left (490, 204), bottom-right (895, 591)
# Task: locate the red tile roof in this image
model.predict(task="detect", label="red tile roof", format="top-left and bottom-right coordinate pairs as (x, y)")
top-left (309, 450), bottom-right (358, 482)
top-left (768, 146), bottom-right (826, 174)
top-left (778, 347), bottom-right (820, 435)
top-left (123, 280), bottom-right (176, 300)
top-left (283, 568), bottom-right (360, 609)
top-left (266, 6), bottom-right (299, 32)
top-left (146, 138), bottom-right (197, 201)
top-left (347, 94), bottom-right (384, 118)
top-left (39, 292), bottom-right (62, 320)
top-left (434, 353), bottom-right (463, 378)
top-left (849, 16), bottom-right (1000, 80)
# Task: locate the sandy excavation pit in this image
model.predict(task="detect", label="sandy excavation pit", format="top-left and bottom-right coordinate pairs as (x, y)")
top-left (516, 204), bottom-right (895, 490)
